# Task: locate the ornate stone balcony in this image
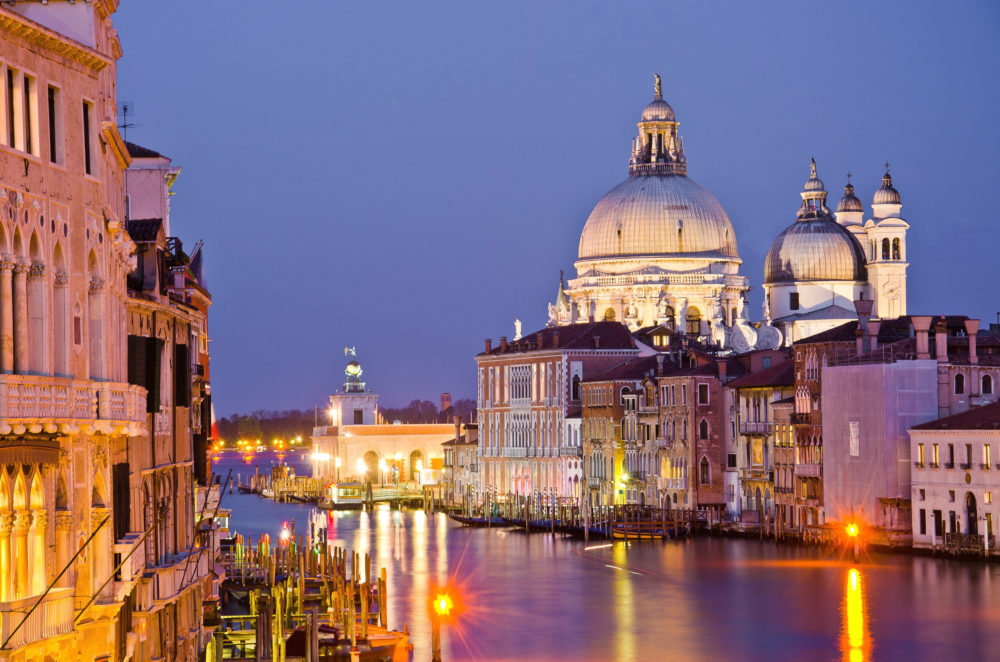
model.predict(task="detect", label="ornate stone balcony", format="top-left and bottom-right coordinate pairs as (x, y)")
top-left (0, 587), bottom-right (74, 650)
top-left (739, 421), bottom-right (772, 435)
top-left (0, 375), bottom-right (146, 436)
top-left (794, 463), bottom-right (821, 478)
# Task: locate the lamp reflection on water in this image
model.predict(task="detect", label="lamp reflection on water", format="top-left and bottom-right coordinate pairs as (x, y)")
top-left (841, 567), bottom-right (872, 662)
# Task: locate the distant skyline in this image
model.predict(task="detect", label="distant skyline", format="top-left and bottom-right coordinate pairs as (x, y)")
top-left (113, 1), bottom-right (1000, 415)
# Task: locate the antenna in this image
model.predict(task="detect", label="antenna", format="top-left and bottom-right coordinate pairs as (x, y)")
top-left (118, 102), bottom-right (136, 142)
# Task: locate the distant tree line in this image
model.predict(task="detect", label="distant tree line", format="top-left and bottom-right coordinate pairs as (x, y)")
top-left (216, 399), bottom-right (476, 442)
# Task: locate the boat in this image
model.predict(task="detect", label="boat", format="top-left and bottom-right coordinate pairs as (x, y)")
top-left (447, 513), bottom-right (508, 527)
top-left (318, 482), bottom-right (365, 510)
top-left (284, 622), bottom-right (411, 661)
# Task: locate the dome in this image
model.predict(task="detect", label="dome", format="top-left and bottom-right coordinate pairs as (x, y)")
top-left (803, 159), bottom-right (825, 192)
top-left (641, 99), bottom-right (675, 122)
top-left (578, 174), bottom-right (739, 260)
top-left (873, 170), bottom-right (901, 205)
top-left (837, 181), bottom-right (863, 212)
top-left (764, 220), bottom-right (867, 284)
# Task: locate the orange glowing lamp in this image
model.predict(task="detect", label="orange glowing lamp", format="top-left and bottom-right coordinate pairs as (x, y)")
top-left (846, 523), bottom-right (859, 538)
top-left (433, 593), bottom-right (453, 617)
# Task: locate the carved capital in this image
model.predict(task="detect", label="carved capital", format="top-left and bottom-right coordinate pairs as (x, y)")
top-left (55, 511), bottom-right (73, 532)
top-left (90, 506), bottom-right (109, 529)
top-left (0, 513), bottom-right (13, 536)
top-left (54, 270), bottom-right (70, 287)
top-left (0, 254), bottom-right (15, 273)
top-left (27, 262), bottom-right (45, 281)
top-left (89, 276), bottom-right (105, 293)
top-left (13, 511), bottom-right (32, 533)
top-left (12, 260), bottom-right (29, 276)
top-left (31, 509), bottom-right (47, 530)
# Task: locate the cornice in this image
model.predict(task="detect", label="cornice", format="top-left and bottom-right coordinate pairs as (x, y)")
top-left (0, 9), bottom-right (111, 72)
top-left (101, 121), bottom-right (131, 170)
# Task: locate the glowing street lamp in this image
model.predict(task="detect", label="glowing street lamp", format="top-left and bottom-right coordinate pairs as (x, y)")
top-left (356, 458), bottom-right (367, 482)
top-left (430, 592), bottom-right (454, 662)
top-left (335, 456), bottom-right (342, 482)
top-left (846, 522), bottom-right (860, 562)
top-left (378, 458), bottom-right (388, 487)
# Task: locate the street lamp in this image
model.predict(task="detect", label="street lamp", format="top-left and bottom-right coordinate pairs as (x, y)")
top-left (430, 592), bottom-right (454, 662)
top-left (846, 522), bottom-right (860, 562)
top-left (335, 456), bottom-right (341, 482)
top-left (378, 458), bottom-right (388, 487)
top-left (356, 458), bottom-right (367, 482)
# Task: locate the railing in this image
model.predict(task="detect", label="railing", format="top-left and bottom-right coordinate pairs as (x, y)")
top-left (587, 476), bottom-right (601, 489)
top-left (0, 588), bottom-right (74, 649)
top-left (981, 464), bottom-right (992, 471)
top-left (913, 461), bottom-right (925, 468)
top-left (739, 421), bottom-right (771, 435)
top-left (559, 445), bottom-right (582, 457)
top-left (960, 463), bottom-right (972, 470)
top-left (794, 463), bottom-right (821, 477)
top-left (790, 413), bottom-right (811, 425)
top-left (0, 375), bottom-right (146, 426)
top-left (827, 347), bottom-right (918, 367)
top-left (502, 447), bottom-right (527, 458)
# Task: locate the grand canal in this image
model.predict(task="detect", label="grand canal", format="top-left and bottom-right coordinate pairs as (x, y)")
top-left (216, 453), bottom-right (1000, 661)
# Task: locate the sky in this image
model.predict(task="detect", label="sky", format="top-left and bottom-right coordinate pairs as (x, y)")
top-left (112, 1), bottom-right (1000, 416)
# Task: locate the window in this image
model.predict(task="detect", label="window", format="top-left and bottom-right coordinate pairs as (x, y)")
top-left (353, 409), bottom-right (363, 424)
top-left (933, 510), bottom-right (943, 536)
top-left (700, 457), bottom-right (710, 485)
top-left (571, 375), bottom-right (581, 401)
top-left (955, 373), bottom-right (964, 395)
top-left (762, 356), bottom-right (771, 369)
top-left (881, 238), bottom-right (890, 260)
top-left (47, 84), bottom-right (62, 164)
top-left (4, 67), bottom-right (38, 155)
top-left (919, 509), bottom-right (926, 535)
top-left (699, 419), bottom-right (708, 440)
top-left (985, 444), bottom-right (992, 468)
top-left (919, 488), bottom-right (925, 501)
top-left (682, 419), bottom-right (688, 441)
top-left (728, 453), bottom-right (737, 468)
top-left (916, 443), bottom-right (925, 466)
top-left (947, 443), bottom-right (955, 468)
top-left (698, 383), bottom-right (709, 405)
top-left (986, 491), bottom-right (993, 505)
top-left (681, 385), bottom-right (687, 405)
top-left (789, 292), bottom-right (799, 310)
top-left (966, 443), bottom-right (973, 467)
top-left (892, 238), bottom-right (901, 260)
top-left (82, 100), bottom-right (94, 175)
top-left (984, 375), bottom-right (994, 395)
top-left (932, 443), bottom-right (939, 467)
top-left (948, 489), bottom-right (955, 503)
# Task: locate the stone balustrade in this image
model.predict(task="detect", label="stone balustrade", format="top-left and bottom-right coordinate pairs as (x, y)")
top-left (0, 587), bottom-right (74, 649)
top-left (0, 374), bottom-right (146, 436)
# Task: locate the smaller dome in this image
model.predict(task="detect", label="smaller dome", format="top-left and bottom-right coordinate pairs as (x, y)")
top-left (641, 99), bottom-right (675, 122)
top-left (345, 360), bottom-right (362, 377)
top-left (765, 221), bottom-right (867, 284)
top-left (803, 159), bottom-right (825, 192)
top-left (873, 169), bottom-right (901, 205)
top-left (837, 181), bottom-right (864, 212)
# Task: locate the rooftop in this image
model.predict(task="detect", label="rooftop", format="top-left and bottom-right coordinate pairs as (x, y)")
top-left (725, 360), bottom-right (795, 389)
top-left (911, 400), bottom-right (1000, 431)
top-left (480, 321), bottom-right (635, 355)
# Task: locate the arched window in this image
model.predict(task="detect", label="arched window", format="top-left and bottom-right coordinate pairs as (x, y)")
top-left (685, 307), bottom-right (701, 335)
top-left (700, 457), bottom-right (710, 485)
top-left (571, 375), bottom-right (581, 401)
top-left (881, 238), bottom-right (890, 260)
top-left (892, 237), bottom-right (901, 260)
top-left (603, 307), bottom-right (616, 322)
top-left (682, 419), bottom-right (688, 441)
top-left (984, 375), bottom-right (994, 395)
top-left (699, 419), bottom-right (709, 440)
top-left (955, 374), bottom-right (965, 395)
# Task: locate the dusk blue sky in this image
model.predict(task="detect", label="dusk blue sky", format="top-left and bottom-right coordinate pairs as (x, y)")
top-left (114, 1), bottom-right (1000, 416)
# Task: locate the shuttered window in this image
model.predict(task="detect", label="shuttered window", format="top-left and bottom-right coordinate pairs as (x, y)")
top-left (174, 344), bottom-right (191, 407)
top-left (112, 462), bottom-right (130, 540)
top-left (128, 335), bottom-right (163, 413)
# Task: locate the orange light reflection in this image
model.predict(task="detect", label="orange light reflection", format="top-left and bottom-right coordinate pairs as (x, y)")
top-left (840, 567), bottom-right (872, 662)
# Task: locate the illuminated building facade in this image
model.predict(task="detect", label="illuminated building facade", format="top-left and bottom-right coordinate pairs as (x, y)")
top-left (477, 322), bottom-right (638, 501)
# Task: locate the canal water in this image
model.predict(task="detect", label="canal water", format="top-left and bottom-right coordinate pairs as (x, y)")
top-left (215, 452), bottom-right (1000, 661)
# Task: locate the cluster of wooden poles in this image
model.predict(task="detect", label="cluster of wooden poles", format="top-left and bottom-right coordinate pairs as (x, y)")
top-left (211, 534), bottom-right (399, 662)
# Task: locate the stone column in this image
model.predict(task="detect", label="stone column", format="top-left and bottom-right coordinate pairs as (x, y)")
top-left (31, 509), bottom-right (47, 594)
top-left (90, 507), bottom-right (110, 598)
top-left (0, 513), bottom-right (13, 601)
top-left (0, 255), bottom-right (13, 373)
top-left (13, 511), bottom-right (31, 598)
top-left (12, 260), bottom-right (28, 374)
top-left (54, 511), bottom-right (72, 588)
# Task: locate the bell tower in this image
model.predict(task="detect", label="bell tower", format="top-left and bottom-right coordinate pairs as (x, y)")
top-left (865, 165), bottom-right (909, 319)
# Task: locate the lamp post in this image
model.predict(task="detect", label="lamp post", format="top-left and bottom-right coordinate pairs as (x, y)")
top-left (846, 522), bottom-right (860, 563)
top-left (378, 458), bottom-right (388, 487)
top-left (356, 458), bottom-right (367, 483)
top-left (430, 592), bottom-right (452, 662)
top-left (335, 456), bottom-right (341, 482)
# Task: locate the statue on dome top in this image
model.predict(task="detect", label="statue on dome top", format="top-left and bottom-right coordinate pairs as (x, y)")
top-left (654, 73), bottom-right (662, 100)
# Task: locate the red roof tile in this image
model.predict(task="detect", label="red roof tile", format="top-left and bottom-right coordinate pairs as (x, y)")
top-left (911, 400), bottom-right (1000, 431)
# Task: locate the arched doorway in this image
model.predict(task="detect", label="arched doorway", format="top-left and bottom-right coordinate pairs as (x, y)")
top-left (754, 487), bottom-right (762, 516)
top-left (966, 492), bottom-right (978, 536)
top-left (363, 451), bottom-right (378, 482)
top-left (603, 308), bottom-right (616, 322)
top-left (409, 450), bottom-right (424, 481)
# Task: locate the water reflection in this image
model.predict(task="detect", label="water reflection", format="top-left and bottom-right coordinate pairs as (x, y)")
top-left (841, 568), bottom-right (872, 662)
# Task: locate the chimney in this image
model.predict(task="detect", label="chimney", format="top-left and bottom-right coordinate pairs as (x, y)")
top-left (965, 319), bottom-right (980, 364)
top-left (594, 335), bottom-right (601, 349)
top-left (716, 358), bottom-right (727, 382)
top-left (553, 330), bottom-right (560, 348)
top-left (934, 319), bottom-right (948, 363)
top-left (536, 332), bottom-right (543, 349)
top-left (656, 354), bottom-right (665, 376)
top-left (867, 320), bottom-right (882, 353)
top-left (453, 415), bottom-right (461, 443)
top-left (855, 327), bottom-right (865, 356)
top-left (485, 338), bottom-right (492, 353)
top-left (500, 336), bottom-right (507, 352)
top-left (912, 316), bottom-right (932, 359)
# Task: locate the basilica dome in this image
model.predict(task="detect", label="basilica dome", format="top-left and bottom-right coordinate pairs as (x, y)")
top-left (764, 161), bottom-right (867, 285)
top-left (641, 98), bottom-right (675, 122)
top-left (764, 221), bottom-right (867, 284)
top-left (577, 174), bottom-right (739, 260)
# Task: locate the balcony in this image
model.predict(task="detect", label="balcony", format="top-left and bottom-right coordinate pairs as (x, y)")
top-left (913, 461), bottom-right (925, 468)
top-left (739, 421), bottom-right (772, 435)
top-left (0, 588), bottom-right (74, 649)
top-left (791, 413), bottom-right (811, 425)
top-left (587, 476), bottom-right (601, 489)
top-left (559, 445), bottom-right (582, 457)
top-left (501, 447), bottom-right (527, 458)
top-left (0, 375), bottom-right (147, 435)
top-left (794, 463), bottom-right (821, 478)
top-left (960, 463), bottom-right (972, 470)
